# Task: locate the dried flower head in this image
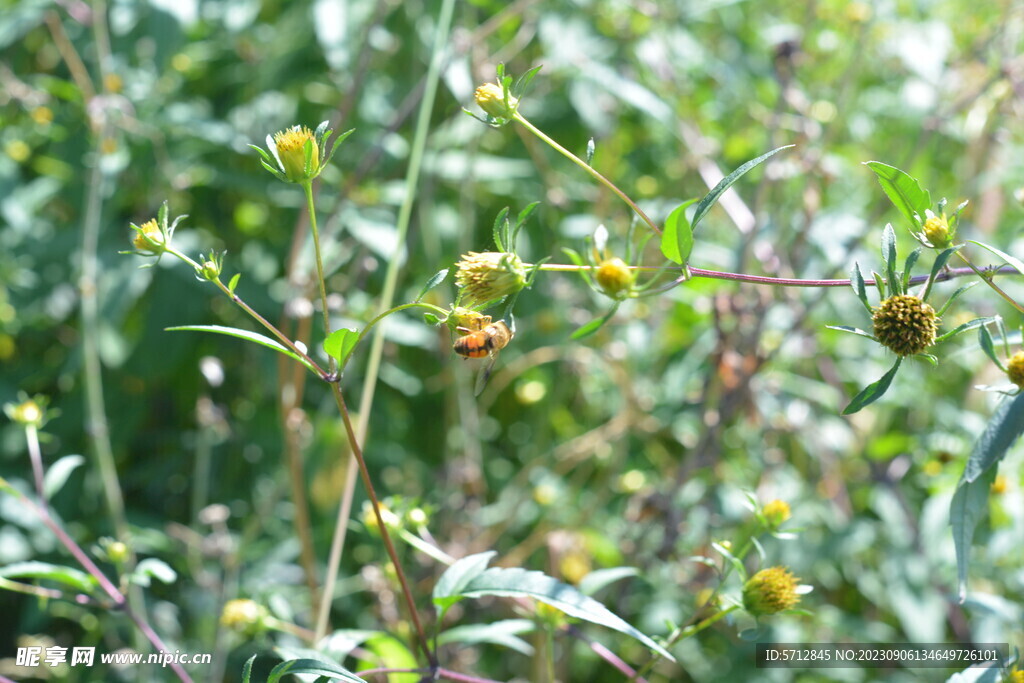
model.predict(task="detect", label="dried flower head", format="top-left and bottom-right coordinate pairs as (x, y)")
top-left (455, 251), bottom-right (527, 306)
top-left (743, 566), bottom-right (801, 616)
top-left (872, 294), bottom-right (938, 357)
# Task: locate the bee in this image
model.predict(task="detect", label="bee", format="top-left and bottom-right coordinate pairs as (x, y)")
top-left (453, 313), bottom-right (513, 395)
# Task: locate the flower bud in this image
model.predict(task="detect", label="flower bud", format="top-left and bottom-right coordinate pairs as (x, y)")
top-left (454, 251), bottom-right (527, 306)
top-left (872, 294), bottom-right (938, 357)
top-left (272, 126), bottom-right (319, 183)
top-left (922, 213), bottom-right (951, 248)
top-left (595, 257), bottom-right (634, 298)
top-left (131, 219), bottom-right (165, 254)
top-left (762, 499), bottom-right (791, 528)
top-left (361, 501), bottom-right (401, 536)
top-left (743, 566), bottom-right (801, 616)
top-left (1007, 351), bottom-right (1024, 389)
top-left (6, 398), bottom-right (43, 427)
top-left (199, 259), bottom-right (222, 281)
top-left (106, 541), bottom-right (130, 564)
top-left (220, 599), bottom-right (270, 635)
top-left (474, 83), bottom-right (518, 119)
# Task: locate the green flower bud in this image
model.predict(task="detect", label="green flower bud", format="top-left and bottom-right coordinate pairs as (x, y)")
top-left (595, 257), bottom-right (634, 298)
top-left (272, 126), bottom-right (319, 183)
top-left (454, 251), bottom-right (527, 306)
top-left (743, 566), bottom-right (801, 616)
top-left (872, 294), bottom-right (938, 357)
top-left (220, 599), bottom-right (270, 636)
top-left (474, 83), bottom-right (518, 119)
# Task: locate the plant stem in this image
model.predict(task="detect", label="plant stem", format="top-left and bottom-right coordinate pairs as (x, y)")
top-left (304, 180), bottom-right (337, 351)
top-left (330, 387), bottom-right (435, 667)
top-left (513, 112), bottom-right (661, 235)
top-left (315, 0), bottom-right (457, 644)
top-left (956, 251), bottom-right (1024, 313)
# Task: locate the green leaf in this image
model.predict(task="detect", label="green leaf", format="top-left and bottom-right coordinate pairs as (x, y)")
top-left (882, 224), bottom-right (899, 294)
top-left (660, 199), bottom-right (697, 264)
top-left (968, 240), bottom-right (1024, 276)
top-left (433, 551), bottom-right (498, 612)
top-left (357, 635), bottom-right (418, 683)
top-left (511, 65), bottom-right (543, 98)
top-left (0, 561), bottom-right (97, 593)
top-left (325, 129), bottom-right (356, 166)
top-left (871, 270), bottom-right (887, 299)
top-left (242, 655), bottom-right (255, 683)
top-left (571, 303), bottom-right (621, 340)
top-left (438, 619), bottom-right (535, 656)
top-left (456, 566), bottom-right (674, 661)
top-left (826, 325), bottom-right (876, 341)
top-left (977, 325), bottom-right (1004, 370)
top-left (864, 161), bottom-right (931, 230)
top-left (850, 262), bottom-right (871, 313)
top-left (711, 541), bottom-right (746, 579)
top-left (577, 567), bottom-right (640, 596)
top-left (842, 358), bottom-right (902, 415)
top-left (963, 393), bottom-right (1024, 483)
top-left (166, 325), bottom-right (318, 375)
top-left (903, 247), bottom-right (921, 292)
top-left (131, 558), bottom-right (177, 587)
top-left (324, 328), bottom-right (359, 367)
top-left (691, 145), bottom-right (793, 231)
top-left (228, 273), bottom-right (241, 294)
top-left (492, 207), bottom-right (510, 252)
top-left (267, 658), bottom-right (366, 683)
top-left (415, 269), bottom-right (448, 302)
top-left (936, 317), bottom-right (998, 343)
top-left (585, 137), bottom-right (595, 165)
top-left (511, 201), bottom-right (540, 248)
top-left (42, 454), bottom-right (85, 500)
top-left (921, 246), bottom-right (959, 301)
top-left (950, 465), bottom-right (997, 603)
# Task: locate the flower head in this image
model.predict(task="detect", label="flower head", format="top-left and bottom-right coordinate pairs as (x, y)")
top-left (455, 251), bottom-right (527, 307)
top-left (220, 599), bottom-right (270, 635)
top-left (475, 83), bottom-right (519, 119)
top-left (595, 257), bottom-right (634, 298)
top-left (4, 396), bottom-right (46, 428)
top-left (1007, 351), bottom-right (1024, 389)
top-left (762, 499), bottom-right (791, 528)
top-left (131, 219), bottom-right (165, 254)
top-left (250, 121), bottom-right (352, 185)
top-left (743, 566), bottom-right (801, 616)
top-left (872, 294), bottom-right (938, 357)
top-left (922, 212), bottom-right (951, 248)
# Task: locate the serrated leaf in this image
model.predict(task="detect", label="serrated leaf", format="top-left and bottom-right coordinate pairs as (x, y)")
top-left (851, 262), bottom-right (871, 313)
top-left (324, 328), bottom-right (359, 367)
top-left (242, 655), bottom-right (256, 683)
top-left (267, 658), bottom-right (366, 683)
top-left (864, 161), bottom-right (931, 230)
top-left (691, 145), bottom-right (793, 231)
top-left (963, 393), bottom-right (1024, 483)
top-left (42, 454), bottom-right (85, 500)
top-left (492, 207), bottom-right (510, 252)
top-left (842, 358), bottom-right (902, 415)
top-left (977, 325), bottom-right (1004, 370)
top-left (882, 224), bottom-right (898, 293)
top-left (433, 551), bottom-right (497, 611)
top-left (936, 317), bottom-right (998, 343)
top-left (826, 325), bottom-right (876, 341)
top-left (968, 240), bottom-right (1024, 276)
top-left (0, 561), bottom-right (97, 593)
top-left (661, 199), bottom-right (697, 264)
top-left (903, 247), bottom-right (921, 291)
top-left (457, 566), bottom-right (674, 661)
top-left (415, 269), bottom-right (448, 302)
top-left (577, 567), bottom-right (640, 596)
top-left (438, 619), bottom-right (535, 656)
top-left (571, 303), bottom-right (621, 340)
top-left (166, 325), bottom-right (318, 375)
top-left (951, 465), bottom-right (997, 603)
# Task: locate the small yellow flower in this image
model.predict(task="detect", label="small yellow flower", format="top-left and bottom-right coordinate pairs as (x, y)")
top-left (1006, 667), bottom-right (1024, 683)
top-left (220, 599), bottom-right (269, 634)
top-left (454, 251), bottom-right (527, 306)
top-left (743, 566), bottom-right (801, 616)
top-left (361, 501), bottom-right (400, 536)
top-left (6, 398), bottom-right (43, 427)
top-left (31, 106), bottom-right (53, 126)
top-left (990, 474), bottom-right (1008, 495)
top-left (474, 83), bottom-right (518, 119)
top-left (595, 258), bottom-right (634, 298)
top-left (872, 294), bottom-right (938, 357)
top-left (132, 219), bottom-right (165, 253)
top-left (762, 500), bottom-right (791, 527)
top-left (273, 126), bottom-right (319, 183)
top-left (1007, 351), bottom-right (1024, 389)
top-left (922, 213), bottom-right (951, 248)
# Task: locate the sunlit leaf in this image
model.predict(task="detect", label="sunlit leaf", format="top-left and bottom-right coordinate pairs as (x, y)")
top-left (438, 620), bottom-right (535, 656)
top-left (882, 224), bottom-right (898, 294)
top-left (842, 358), bottom-right (902, 415)
top-left (968, 240), bottom-right (1024, 276)
top-left (571, 303), bottom-right (621, 340)
top-left (951, 466), bottom-right (997, 603)
top-left (691, 145), bottom-right (794, 231)
top-left (42, 454), bottom-right (85, 500)
top-left (962, 393), bottom-right (1024, 483)
top-left (864, 161), bottom-right (931, 230)
top-left (0, 561), bottom-right (97, 593)
top-left (415, 269), bottom-right (448, 302)
top-left (661, 199), bottom-right (696, 264)
top-left (434, 551), bottom-right (498, 612)
top-left (324, 328), bottom-right (360, 368)
top-left (936, 317), bottom-right (997, 343)
top-left (267, 658), bottom-right (366, 683)
top-left (826, 325), bottom-right (876, 341)
top-left (166, 325), bottom-right (318, 375)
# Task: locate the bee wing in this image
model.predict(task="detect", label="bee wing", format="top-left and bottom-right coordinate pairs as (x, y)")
top-left (474, 351), bottom-right (499, 396)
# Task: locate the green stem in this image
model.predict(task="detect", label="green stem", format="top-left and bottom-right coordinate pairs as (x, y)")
top-left (346, 302), bottom-right (449, 368)
top-left (956, 251), bottom-right (1024, 314)
top-left (304, 181), bottom-right (337, 347)
top-left (512, 112), bottom-right (661, 235)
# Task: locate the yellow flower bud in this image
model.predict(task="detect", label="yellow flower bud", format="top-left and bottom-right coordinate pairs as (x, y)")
top-left (743, 566), bottom-right (801, 616)
top-left (474, 83), bottom-right (518, 119)
top-left (1007, 351), bottom-right (1024, 389)
top-left (7, 398), bottom-right (43, 427)
top-left (220, 599), bottom-right (269, 635)
top-left (922, 213), bottom-right (951, 248)
top-left (273, 126), bottom-right (319, 183)
top-left (595, 258), bottom-right (634, 298)
top-left (132, 219), bottom-right (165, 254)
top-left (762, 500), bottom-right (791, 527)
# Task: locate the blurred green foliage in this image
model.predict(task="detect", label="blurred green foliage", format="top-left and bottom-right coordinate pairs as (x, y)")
top-left (2, 0), bottom-right (1023, 681)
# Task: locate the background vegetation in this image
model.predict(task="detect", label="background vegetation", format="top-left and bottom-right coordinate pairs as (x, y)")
top-left (2, 0), bottom-right (1023, 681)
